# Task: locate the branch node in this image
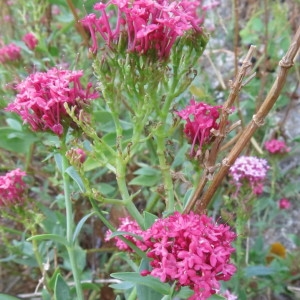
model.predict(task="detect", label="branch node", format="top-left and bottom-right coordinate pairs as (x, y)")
top-left (279, 59), bottom-right (294, 68)
top-left (222, 158), bottom-right (231, 167)
top-left (252, 114), bottom-right (265, 127)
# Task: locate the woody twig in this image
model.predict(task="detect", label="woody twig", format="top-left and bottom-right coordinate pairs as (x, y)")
top-left (195, 25), bottom-right (300, 214)
top-left (184, 45), bottom-right (257, 213)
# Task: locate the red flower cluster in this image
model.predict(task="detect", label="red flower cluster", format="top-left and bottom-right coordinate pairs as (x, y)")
top-left (106, 212), bottom-right (236, 299)
top-left (81, 0), bottom-right (207, 58)
top-left (0, 169), bottom-right (27, 206)
top-left (177, 100), bottom-right (222, 156)
top-left (264, 139), bottom-right (290, 154)
top-left (0, 43), bottom-right (21, 63)
top-left (22, 33), bottom-right (38, 50)
top-left (5, 68), bottom-right (98, 136)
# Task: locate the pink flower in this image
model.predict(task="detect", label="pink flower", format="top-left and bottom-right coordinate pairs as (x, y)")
top-left (229, 156), bottom-right (269, 196)
top-left (221, 290), bottom-right (238, 300)
top-left (142, 212), bottom-right (236, 299)
top-left (81, 0), bottom-right (209, 58)
top-left (0, 43), bottom-right (21, 63)
top-left (105, 217), bottom-right (144, 251)
top-left (5, 68), bottom-right (98, 136)
top-left (176, 100), bottom-right (222, 156)
top-left (278, 198), bottom-right (291, 210)
top-left (22, 33), bottom-right (38, 50)
top-left (75, 148), bottom-right (86, 163)
top-left (264, 139), bottom-right (290, 154)
top-left (0, 169), bottom-right (27, 206)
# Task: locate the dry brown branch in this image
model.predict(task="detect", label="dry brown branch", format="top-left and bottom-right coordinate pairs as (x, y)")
top-left (195, 26), bottom-right (300, 214)
top-left (66, 0), bottom-right (89, 47)
top-left (184, 46), bottom-right (257, 214)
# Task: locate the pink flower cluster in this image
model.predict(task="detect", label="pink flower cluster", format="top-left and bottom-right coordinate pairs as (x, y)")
top-left (229, 156), bottom-right (269, 195)
top-left (22, 33), bottom-right (38, 50)
top-left (105, 217), bottom-right (144, 251)
top-left (176, 100), bottom-right (222, 156)
top-left (221, 290), bottom-right (238, 300)
top-left (0, 169), bottom-right (27, 206)
top-left (5, 68), bottom-right (98, 136)
top-left (81, 0), bottom-right (208, 58)
top-left (106, 212), bottom-right (236, 299)
top-left (278, 198), bottom-right (291, 210)
top-left (264, 139), bottom-right (290, 155)
top-left (0, 43), bottom-right (21, 63)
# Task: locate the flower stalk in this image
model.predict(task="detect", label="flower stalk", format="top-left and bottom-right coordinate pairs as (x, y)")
top-left (60, 144), bottom-right (84, 300)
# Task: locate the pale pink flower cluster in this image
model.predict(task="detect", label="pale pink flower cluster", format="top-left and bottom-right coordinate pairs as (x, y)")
top-left (5, 68), bottom-right (98, 136)
top-left (81, 0), bottom-right (208, 58)
top-left (105, 217), bottom-right (144, 251)
top-left (176, 100), bottom-right (222, 156)
top-left (221, 290), bottom-right (238, 300)
top-left (278, 198), bottom-right (291, 210)
top-left (0, 169), bottom-right (27, 206)
top-left (22, 33), bottom-right (38, 50)
top-left (264, 139), bottom-right (290, 154)
top-left (0, 43), bottom-right (21, 63)
top-left (229, 156), bottom-right (269, 195)
top-left (106, 212), bottom-right (236, 299)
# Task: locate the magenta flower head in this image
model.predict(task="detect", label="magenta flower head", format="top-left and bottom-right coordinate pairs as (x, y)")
top-left (5, 68), bottom-right (98, 136)
top-left (75, 148), bottom-right (86, 164)
top-left (81, 0), bottom-right (208, 58)
top-left (142, 212), bottom-right (236, 299)
top-left (278, 198), bottom-right (291, 210)
top-left (229, 156), bottom-right (269, 196)
top-left (176, 100), bottom-right (222, 156)
top-left (105, 217), bottom-right (143, 251)
top-left (0, 168), bottom-right (27, 206)
top-left (264, 139), bottom-right (290, 155)
top-left (22, 33), bottom-right (38, 50)
top-left (0, 43), bottom-right (21, 63)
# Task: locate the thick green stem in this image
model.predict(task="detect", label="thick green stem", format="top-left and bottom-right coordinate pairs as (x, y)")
top-left (155, 128), bottom-right (174, 213)
top-left (116, 160), bottom-right (144, 227)
top-left (61, 150), bottom-right (84, 300)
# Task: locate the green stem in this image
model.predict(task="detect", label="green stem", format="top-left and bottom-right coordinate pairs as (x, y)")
top-left (89, 197), bottom-right (146, 258)
top-left (31, 233), bottom-right (52, 293)
top-left (116, 160), bottom-right (144, 227)
top-left (61, 148), bottom-right (84, 300)
top-left (155, 128), bottom-right (174, 213)
top-left (127, 287), bottom-right (137, 300)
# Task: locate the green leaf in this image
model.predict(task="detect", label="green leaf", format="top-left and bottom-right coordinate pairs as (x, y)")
top-left (99, 182), bottom-right (116, 195)
top-left (0, 127), bottom-right (37, 153)
top-left (129, 174), bottom-right (160, 187)
top-left (54, 153), bottom-right (63, 173)
top-left (175, 286), bottom-right (193, 298)
top-left (208, 295), bottom-right (227, 300)
top-left (27, 234), bottom-right (69, 247)
top-left (73, 211), bottom-right (95, 243)
top-left (110, 272), bottom-right (170, 295)
top-left (65, 166), bottom-right (86, 192)
top-left (143, 211), bottom-right (157, 229)
top-left (0, 294), bottom-right (21, 300)
top-left (134, 165), bottom-right (160, 176)
top-left (48, 268), bottom-right (61, 290)
top-left (244, 265), bottom-right (277, 277)
top-left (137, 283), bottom-right (164, 300)
top-left (110, 281), bottom-right (134, 290)
top-left (54, 274), bottom-right (71, 300)
top-left (109, 231), bottom-right (143, 240)
top-left (6, 118), bottom-right (22, 131)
